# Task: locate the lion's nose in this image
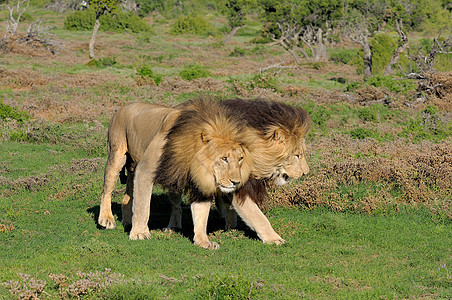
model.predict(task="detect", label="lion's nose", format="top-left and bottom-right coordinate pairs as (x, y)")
top-left (231, 180), bottom-right (240, 186)
top-left (282, 173), bottom-right (290, 181)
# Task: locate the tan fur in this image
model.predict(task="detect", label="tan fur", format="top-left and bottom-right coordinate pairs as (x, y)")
top-left (98, 100), bottom-right (255, 250)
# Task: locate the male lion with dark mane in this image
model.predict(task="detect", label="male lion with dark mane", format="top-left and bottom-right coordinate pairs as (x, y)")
top-left (98, 99), bottom-right (256, 249)
top-left (165, 99), bottom-right (311, 248)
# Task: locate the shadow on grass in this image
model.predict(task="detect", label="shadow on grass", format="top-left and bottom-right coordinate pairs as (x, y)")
top-left (87, 193), bottom-right (259, 244)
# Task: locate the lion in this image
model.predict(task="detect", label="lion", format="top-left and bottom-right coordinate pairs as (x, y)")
top-left (98, 99), bottom-right (255, 249)
top-left (166, 98), bottom-right (311, 247)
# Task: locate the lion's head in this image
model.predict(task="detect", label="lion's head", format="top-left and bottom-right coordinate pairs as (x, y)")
top-left (155, 99), bottom-right (255, 199)
top-left (220, 99), bottom-right (311, 184)
top-left (274, 138), bottom-right (309, 186)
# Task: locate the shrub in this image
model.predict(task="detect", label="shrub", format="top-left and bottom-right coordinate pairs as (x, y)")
top-left (357, 107), bottom-right (378, 122)
top-left (246, 73), bottom-right (279, 92)
top-left (64, 9), bottom-right (152, 33)
top-left (401, 105), bottom-right (452, 142)
top-left (0, 101), bottom-right (30, 123)
top-left (179, 64), bottom-right (210, 80)
top-left (307, 104), bottom-right (331, 129)
top-left (370, 34), bottom-right (396, 75)
top-left (136, 65), bottom-right (162, 85)
top-left (366, 76), bottom-right (416, 93)
top-left (87, 57), bottom-right (117, 68)
top-left (228, 46), bottom-right (246, 57)
top-left (170, 15), bottom-right (211, 36)
top-left (329, 49), bottom-right (358, 65)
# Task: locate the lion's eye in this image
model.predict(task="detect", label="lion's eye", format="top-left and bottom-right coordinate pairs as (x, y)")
top-left (222, 157), bottom-right (228, 162)
top-left (295, 154), bottom-right (300, 159)
top-left (239, 157), bottom-right (243, 161)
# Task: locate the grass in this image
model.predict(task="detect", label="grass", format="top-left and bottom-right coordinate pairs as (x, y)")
top-left (1, 171), bottom-right (450, 299)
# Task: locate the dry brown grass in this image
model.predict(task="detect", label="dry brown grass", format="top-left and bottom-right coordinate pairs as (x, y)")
top-left (269, 136), bottom-right (451, 218)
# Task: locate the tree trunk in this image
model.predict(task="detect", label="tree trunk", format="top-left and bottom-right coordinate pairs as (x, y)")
top-left (362, 34), bottom-right (372, 78)
top-left (314, 28), bottom-right (326, 62)
top-left (223, 25), bottom-right (245, 44)
top-left (383, 19), bottom-right (408, 76)
top-left (89, 18), bottom-right (100, 60)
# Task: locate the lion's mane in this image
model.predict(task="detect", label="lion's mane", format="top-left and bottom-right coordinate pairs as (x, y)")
top-left (221, 98), bottom-right (311, 181)
top-left (154, 99), bottom-right (255, 200)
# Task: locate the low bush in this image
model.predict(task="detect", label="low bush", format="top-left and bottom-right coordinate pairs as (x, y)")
top-left (329, 49), bottom-right (359, 65)
top-left (170, 15), bottom-right (211, 36)
top-left (246, 73), bottom-right (280, 92)
top-left (228, 46), bottom-right (246, 57)
top-left (401, 105), bottom-right (452, 142)
top-left (0, 101), bottom-right (30, 123)
top-left (179, 64), bottom-right (210, 80)
top-left (64, 10), bottom-right (152, 33)
top-left (87, 57), bottom-right (117, 68)
top-left (366, 76), bottom-right (417, 93)
top-left (136, 65), bottom-right (163, 85)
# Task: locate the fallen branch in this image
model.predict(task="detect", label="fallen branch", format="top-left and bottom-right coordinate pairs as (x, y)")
top-left (260, 62), bottom-right (298, 74)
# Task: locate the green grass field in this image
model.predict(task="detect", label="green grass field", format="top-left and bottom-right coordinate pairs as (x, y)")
top-left (1, 156), bottom-right (450, 298)
top-left (1, 3), bottom-right (451, 299)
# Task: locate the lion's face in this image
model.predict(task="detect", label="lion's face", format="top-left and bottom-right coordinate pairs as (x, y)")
top-left (190, 135), bottom-right (252, 196)
top-left (275, 139), bottom-right (309, 186)
top-left (212, 145), bottom-right (246, 193)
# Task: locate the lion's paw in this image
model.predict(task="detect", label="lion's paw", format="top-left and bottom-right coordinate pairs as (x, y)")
top-left (98, 216), bottom-right (116, 229)
top-left (194, 240), bottom-right (220, 250)
top-left (264, 238), bottom-right (286, 245)
top-left (129, 230), bottom-right (151, 240)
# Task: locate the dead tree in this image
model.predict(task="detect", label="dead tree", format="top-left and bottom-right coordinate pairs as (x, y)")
top-left (4, 0), bottom-right (30, 35)
top-left (383, 18), bottom-right (409, 76)
top-left (344, 21), bottom-right (373, 78)
top-left (271, 22), bottom-right (328, 64)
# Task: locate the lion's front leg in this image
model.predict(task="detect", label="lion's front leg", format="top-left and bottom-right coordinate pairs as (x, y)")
top-left (191, 200), bottom-right (219, 250)
top-left (232, 193), bottom-right (285, 245)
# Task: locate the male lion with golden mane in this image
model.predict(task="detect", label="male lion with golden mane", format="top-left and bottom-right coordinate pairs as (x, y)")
top-left (165, 98), bottom-right (311, 248)
top-left (98, 99), bottom-right (256, 248)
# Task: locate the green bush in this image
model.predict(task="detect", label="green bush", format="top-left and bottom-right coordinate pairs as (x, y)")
top-left (357, 107), bottom-right (378, 122)
top-left (349, 126), bottom-right (392, 142)
top-left (170, 15), bottom-right (211, 36)
top-left (246, 73), bottom-right (279, 92)
top-left (179, 64), bottom-right (210, 80)
top-left (228, 46), bottom-right (246, 57)
top-left (366, 76), bottom-right (417, 93)
top-left (371, 34), bottom-right (396, 75)
top-left (401, 105), bottom-right (452, 142)
top-left (137, 65), bottom-right (162, 85)
top-left (329, 49), bottom-right (359, 64)
top-left (87, 57), bottom-right (117, 68)
top-left (64, 9), bottom-right (152, 33)
top-left (0, 101), bottom-right (30, 123)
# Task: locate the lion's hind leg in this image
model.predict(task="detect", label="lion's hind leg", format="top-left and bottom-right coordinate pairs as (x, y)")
top-left (99, 151), bottom-right (127, 229)
top-left (121, 170), bottom-right (134, 227)
top-left (164, 191), bottom-right (183, 231)
top-left (216, 194), bottom-right (238, 230)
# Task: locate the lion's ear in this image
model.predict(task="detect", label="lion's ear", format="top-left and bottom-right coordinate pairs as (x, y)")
top-left (200, 130), bottom-right (210, 144)
top-left (273, 128), bottom-right (287, 143)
